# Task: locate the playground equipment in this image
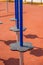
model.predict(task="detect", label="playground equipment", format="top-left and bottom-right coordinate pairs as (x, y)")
top-left (10, 0), bottom-right (26, 41)
top-left (9, 0), bottom-right (34, 65)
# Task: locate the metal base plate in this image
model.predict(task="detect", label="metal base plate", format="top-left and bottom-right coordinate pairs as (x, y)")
top-left (10, 18), bottom-right (16, 21)
top-left (9, 42), bottom-right (34, 52)
top-left (0, 21), bottom-right (3, 24)
top-left (10, 26), bottom-right (26, 32)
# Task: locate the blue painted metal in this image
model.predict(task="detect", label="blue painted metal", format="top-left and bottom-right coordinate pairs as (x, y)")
top-left (19, 0), bottom-right (23, 46)
top-left (15, 0), bottom-right (19, 28)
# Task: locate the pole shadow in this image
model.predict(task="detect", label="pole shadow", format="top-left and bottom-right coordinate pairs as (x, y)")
top-left (0, 58), bottom-right (19, 65)
top-left (30, 47), bottom-right (43, 57)
top-left (24, 34), bottom-right (43, 39)
top-left (0, 40), bottom-right (16, 45)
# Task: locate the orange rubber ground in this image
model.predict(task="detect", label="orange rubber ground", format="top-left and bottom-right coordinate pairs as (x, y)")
top-left (0, 2), bottom-right (43, 65)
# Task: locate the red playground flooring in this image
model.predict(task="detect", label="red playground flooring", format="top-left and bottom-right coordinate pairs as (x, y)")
top-left (0, 2), bottom-right (43, 65)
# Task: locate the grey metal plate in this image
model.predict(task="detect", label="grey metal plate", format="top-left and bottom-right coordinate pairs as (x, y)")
top-left (10, 18), bottom-right (16, 21)
top-left (9, 42), bottom-right (34, 52)
top-left (10, 26), bottom-right (26, 32)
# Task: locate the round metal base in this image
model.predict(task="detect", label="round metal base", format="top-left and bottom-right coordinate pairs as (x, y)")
top-left (10, 18), bottom-right (16, 21)
top-left (0, 21), bottom-right (3, 24)
top-left (9, 42), bottom-right (34, 52)
top-left (10, 26), bottom-right (26, 32)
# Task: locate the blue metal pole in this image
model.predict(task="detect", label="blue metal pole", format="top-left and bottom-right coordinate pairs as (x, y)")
top-left (19, 0), bottom-right (23, 46)
top-left (15, 0), bottom-right (19, 29)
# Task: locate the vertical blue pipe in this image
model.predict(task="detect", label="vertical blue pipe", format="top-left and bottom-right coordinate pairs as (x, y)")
top-left (19, 0), bottom-right (23, 46)
top-left (15, 0), bottom-right (19, 28)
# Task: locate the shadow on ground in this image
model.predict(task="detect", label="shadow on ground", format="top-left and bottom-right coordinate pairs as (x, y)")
top-left (24, 34), bottom-right (43, 39)
top-left (30, 47), bottom-right (43, 57)
top-left (0, 40), bottom-right (16, 45)
top-left (0, 58), bottom-right (19, 65)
